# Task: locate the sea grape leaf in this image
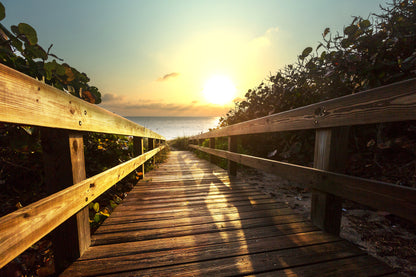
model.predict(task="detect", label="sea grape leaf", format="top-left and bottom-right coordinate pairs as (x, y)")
top-left (93, 202), bottom-right (99, 212)
top-left (301, 47), bottom-right (313, 59)
top-left (93, 213), bottom-right (101, 223)
top-left (323, 27), bottom-right (330, 38)
top-left (18, 23), bottom-right (38, 45)
top-left (0, 3), bottom-right (5, 21)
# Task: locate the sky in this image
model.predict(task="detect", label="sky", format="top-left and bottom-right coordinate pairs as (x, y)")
top-left (2, 0), bottom-right (385, 117)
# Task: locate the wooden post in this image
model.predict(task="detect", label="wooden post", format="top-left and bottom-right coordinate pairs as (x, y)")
top-left (198, 139), bottom-right (203, 146)
top-left (311, 127), bottom-right (349, 235)
top-left (209, 137), bottom-right (216, 164)
top-left (133, 137), bottom-right (144, 179)
top-left (41, 129), bottom-right (89, 273)
top-left (148, 138), bottom-right (155, 166)
top-left (228, 136), bottom-right (237, 176)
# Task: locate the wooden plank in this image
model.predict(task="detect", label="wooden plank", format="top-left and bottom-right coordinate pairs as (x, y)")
top-left (311, 127), bottom-right (348, 234)
top-left (99, 244), bottom-right (365, 277)
top-left (0, 64), bottom-right (164, 139)
top-left (79, 230), bottom-right (336, 261)
top-left (105, 203), bottom-right (289, 223)
top-left (0, 145), bottom-right (164, 268)
top-left (189, 145), bottom-right (416, 223)
top-left (91, 215), bottom-right (311, 245)
top-left (95, 207), bottom-right (298, 233)
top-left (251, 255), bottom-right (396, 276)
top-left (190, 78), bottom-right (416, 139)
top-left (62, 239), bottom-right (354, 276)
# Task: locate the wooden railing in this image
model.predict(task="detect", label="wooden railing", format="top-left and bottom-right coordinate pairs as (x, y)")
top-left (0, 64), bottom-right (166, 270)
top-left (189, 78), bottom-right (416, 234)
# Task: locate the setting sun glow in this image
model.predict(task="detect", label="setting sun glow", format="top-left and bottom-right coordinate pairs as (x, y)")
top-left (202, 75), bottom-right (236, 105)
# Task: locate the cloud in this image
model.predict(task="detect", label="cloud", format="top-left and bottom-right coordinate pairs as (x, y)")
top-left (250, 27), bottom-right (279, 49)
top-left (100, 93), bottom-right (228, 116)
top-left (157, 72), bottom-right (180, 82)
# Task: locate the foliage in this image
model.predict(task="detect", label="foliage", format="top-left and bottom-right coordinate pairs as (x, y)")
top-left (218, 0), bottom-right (416, 180)
top-left (169, 136), bottom-right (190, 150)
top-left (0, 3), bottom-right (101, 103)
top-left (221, 0), bottom-right (416, 127)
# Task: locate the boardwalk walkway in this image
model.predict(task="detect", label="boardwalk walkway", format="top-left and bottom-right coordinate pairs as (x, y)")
top-left (62, 150), bottom-right (398, 276)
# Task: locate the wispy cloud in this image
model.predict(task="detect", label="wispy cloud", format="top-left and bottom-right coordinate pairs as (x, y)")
top-left (250, 27), bottom-right (279, 49)
top-left (100, 93), bottom-right (228, 116)
top-left (157, 72), bottom-right (180, 82)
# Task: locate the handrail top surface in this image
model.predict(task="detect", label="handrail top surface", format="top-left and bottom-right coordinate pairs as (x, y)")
top-left (0, 64), bottom-right (165, 140)
top-left (191, 78), bottom-right (416, 139)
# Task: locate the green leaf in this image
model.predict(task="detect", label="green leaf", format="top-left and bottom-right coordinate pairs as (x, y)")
top-left (301, 47), bottom-right (313, 58)
top-left (11, 25), bottom-right (19, 36)
top-left (56, 64), bottom-right (66, 76)
top-left (359, 20), bottom-right (371, 30)
top-left (323, 27), bottom-right (330, 38)
top-left (10, 38), bottom-right (23, 52)
top-left (344, 25), bottom-right (358, 36)
top-left (110, 200), bottom-right (117, 209)
top-left (93, 202), bottom-right (99, 212)
top-left (24, 44), bottom-right (47, 60)
top-left (0, 3), bottom-right (5, 21)
top-left (18, 23), bottom-right (38, 45)
top-left (93, 213), bottom-right (101, 223)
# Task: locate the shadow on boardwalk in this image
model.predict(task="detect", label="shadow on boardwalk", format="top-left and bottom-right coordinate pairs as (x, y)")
top-left (60, 150), bottom-right (397, 276)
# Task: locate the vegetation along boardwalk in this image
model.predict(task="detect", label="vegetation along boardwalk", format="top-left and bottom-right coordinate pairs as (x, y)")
top-left (62, 150), bottom-right (398, 277)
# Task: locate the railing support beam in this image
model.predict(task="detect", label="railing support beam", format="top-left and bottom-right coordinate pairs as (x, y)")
top-left (133, 137), bottom-right (145, 178)
top-left (228, 136), bottom-right (238, 176)
top-left (41, 129), bottom-right (90, 273)
top-left (311, 127), bottom-right (349, 235)
top-left (209, 137), bottom-right (216, 164)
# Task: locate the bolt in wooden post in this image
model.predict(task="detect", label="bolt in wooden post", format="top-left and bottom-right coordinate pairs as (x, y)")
top-left (41, 129), bottom-right (89, 273)
top-left (311, 127), bottom-right (349, 235)
top-left (209, 137), bottom-right (216, 164)
top-left (228, 136), bottom-right (237, 176)
top-left (133, 137), bottom-right (144, 179)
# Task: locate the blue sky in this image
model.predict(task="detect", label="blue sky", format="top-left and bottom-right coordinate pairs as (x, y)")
top-left (1, 0), bottom-right (385, 116)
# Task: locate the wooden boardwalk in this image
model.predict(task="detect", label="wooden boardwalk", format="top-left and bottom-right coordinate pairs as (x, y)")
top-left (61, 150), bottom-right (398, 276)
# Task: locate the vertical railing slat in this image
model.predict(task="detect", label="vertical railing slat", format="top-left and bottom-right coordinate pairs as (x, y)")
top-left (228, 136), bottom-right (237, 176)
top-left (311, 127), bottom-right (349, 235)
top-left (41, 129), bottom-right (89, 273)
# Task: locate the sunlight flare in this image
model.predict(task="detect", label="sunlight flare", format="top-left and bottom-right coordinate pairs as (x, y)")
top-left (202, 75), bottom-right (236, 105)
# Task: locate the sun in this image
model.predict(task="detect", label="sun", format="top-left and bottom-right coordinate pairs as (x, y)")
top-left (202, 75), bottom-right (236, 105)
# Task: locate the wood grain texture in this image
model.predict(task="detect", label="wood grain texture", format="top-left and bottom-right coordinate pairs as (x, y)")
top-left (190, 78), bottom-right (416, 139)
top-left (0, 64), bottom-right (164, 139)
top-left (0, 145), bottom-right (164, 268)
top-left (61, 150), bottom-right (396, 277)
top-left (311, 128), bottom-right (348, 235)
top-left (69, 134), bottom-right (90, 258)
top-left (189, 144), bottom-right (416, 223)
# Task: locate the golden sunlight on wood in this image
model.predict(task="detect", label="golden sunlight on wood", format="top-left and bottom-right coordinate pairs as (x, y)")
top-left (202, 75), bottom-right (237, 105)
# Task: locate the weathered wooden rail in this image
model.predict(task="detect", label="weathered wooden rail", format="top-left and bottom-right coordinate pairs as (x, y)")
top-left (189, 78), bottom-right (416, 234)
top-left (0, 63), bottom-right (166, 271)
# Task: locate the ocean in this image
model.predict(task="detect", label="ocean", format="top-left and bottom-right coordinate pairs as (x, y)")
top-left (126, 116), bottom-right (221, 140)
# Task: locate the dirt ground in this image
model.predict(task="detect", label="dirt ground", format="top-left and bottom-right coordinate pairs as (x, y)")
top-left (238, 168), bottom-right (416, 277)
